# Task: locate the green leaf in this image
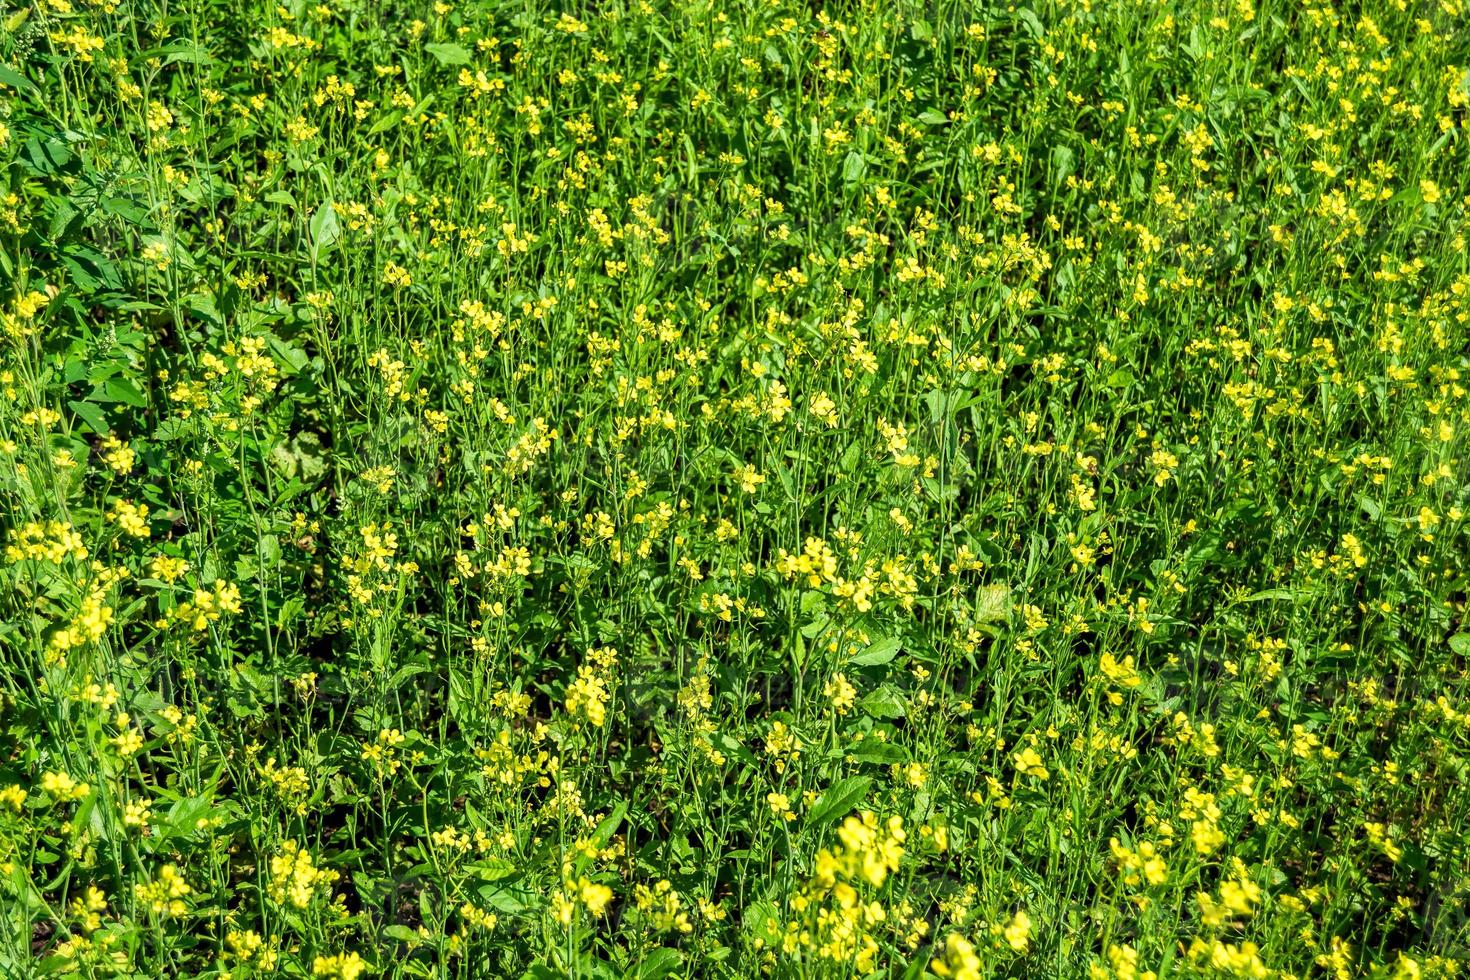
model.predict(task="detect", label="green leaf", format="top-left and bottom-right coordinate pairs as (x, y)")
top-left (1017, 8), bottom-right (1046, 38)
top-left (1050, 145), bottom-right (1074, 188)
top-left (975, 584), bottom-right (1012, 623)
top-left (21, 137), bottom-right (76, 177)
top-left (98, 377), bottom-right (148, 408)
top-left (61, 245), bottom-right (122, 291)
top-left (843, 738), bottom-right (910, 765)
top-left (741, 900), bottom-right (782, 945)
top-left (806, 776), bottom-right (873, 828)
top-left (1234, 587), bottom-right (1318, 604)
top-left (67, 400), bottom-right (107, 434)
top-left (388, 661), bottom-right (428, 688)
top-left (468, 857), bottom-right (518, 882)
top-left (860, 684), bottom-right (907, 720)
top-left (591, 801), bottom-right (628, 848)
top-left (637, 949), bottom-right (683, 980)
top-left (155, 39), bottom-right (214, 65)
top-left (1449, 634), bottom-right (1470, 656)
top-left (159, 796), bottom-right (214, 839)
top-left (0, 65), bottom-right (39, 99)
top-left (711, 731), bottom-right (759, 768)
top-left (425, 42), bottom-right (472, 65)
top-left (480, 881), bottom-right (536, 913)
top-left (268, 335), bottom-right (310, 373)
top-left (850, 637), bottom-right (901, 667)
top-left (368, 109), bottom-right (406, 135)
top-left (309, 203), bottom-right (340, 261)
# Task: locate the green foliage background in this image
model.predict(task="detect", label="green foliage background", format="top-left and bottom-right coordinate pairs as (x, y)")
top-left (2, 0), bottom-right (1469, 976)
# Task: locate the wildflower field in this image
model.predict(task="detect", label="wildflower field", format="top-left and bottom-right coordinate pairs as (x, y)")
top-left (4, 0), bottom-right (1470, 975)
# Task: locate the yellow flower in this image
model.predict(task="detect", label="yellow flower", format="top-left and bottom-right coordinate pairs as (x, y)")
top-left (808, 391), bottom-right (839, 428)
top-left (579, 878), bottom-right (613, 916)
top-left (766, 792), bottom-right (795, 821)
top-left (459, 902), bottom-right (498, 931)
top-left (134, 864), bottom-right (192, 916)
top-left (1002, 909), bottom-right (1032, 952)
top-left (565, 664), bottom-right (611, 727)
top-left (269, 841), bottom-right (339, 908)
top-left (1099, 652), bottom-right (1142, 689)
top-left (824, 672), bottom-right (857, 714)
top-left (733, 462), bottom-right (765, 493)
top-left (554, 877), bottom-right (613, 924)
top-left (1012, 746), bottom-right (1049, 780)
top-left (107, 499), bottom-right (151, 538)
top-left (99, 434), bottom-right (135, 474)
top-left (313, 952), bottom-right (369, 980)
top-left (41, 771), bottom-right (90, 802)
top-left (931, 933), bottom-right (982, 979)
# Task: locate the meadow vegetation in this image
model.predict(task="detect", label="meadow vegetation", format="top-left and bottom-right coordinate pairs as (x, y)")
top-left (2, 0), bottom-right (1470, 975)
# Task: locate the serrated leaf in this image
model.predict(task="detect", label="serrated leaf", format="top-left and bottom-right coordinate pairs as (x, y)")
top-left (860, 684), bottom-right (907, 720)
top-left (742, 900), bottom-right (781, 944)
top-left (806, 776), bottom-right (873, 828)
top-left (637, 948), bottom-right (682, 980)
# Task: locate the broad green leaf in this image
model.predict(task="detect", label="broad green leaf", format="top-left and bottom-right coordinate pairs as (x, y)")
top-left (850, 637), bottom-right (901, 666)
top-left (0, 65), bottom-right (38, 98)
top-left (425, 42), bottom-right (472, 65)
top-left (806, 776), bottom-right (873, 828)
top-left (309, 203), bottom-right (340, 260)
top-left (637, 949), bottom-right (683, 980)
top-left (860, 684), bottom-right (907, 720)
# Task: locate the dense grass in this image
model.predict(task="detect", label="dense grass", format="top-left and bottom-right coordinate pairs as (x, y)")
top-left (3, 0), bottom-right (1470, 976)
